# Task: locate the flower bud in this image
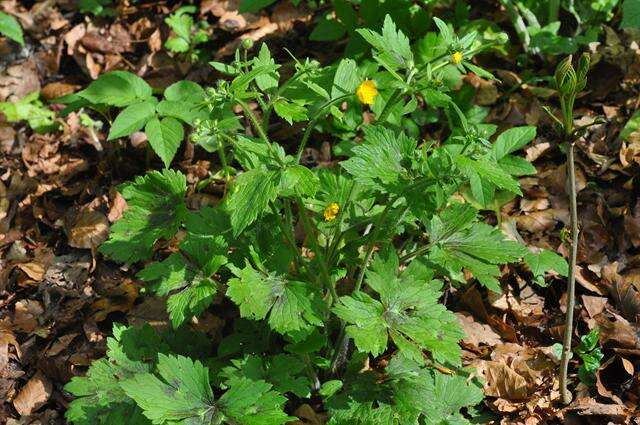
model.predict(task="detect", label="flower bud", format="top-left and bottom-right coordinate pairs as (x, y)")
top-left (241, 38), bottom-right (254, 50)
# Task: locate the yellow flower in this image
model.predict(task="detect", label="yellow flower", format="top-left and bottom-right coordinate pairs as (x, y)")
top-left (323, 202), bottom-right (340, 221)
top-left (356, 79), bottom-right (378, 105)
top-left (451, 51), bottom-right (463, 65)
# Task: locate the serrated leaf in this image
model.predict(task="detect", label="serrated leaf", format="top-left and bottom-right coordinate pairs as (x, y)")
top-left (217, 378), bottom-right (293, 425)
top-left (78, 71), bottom-right (153, 107)
top-left (356, 15), bottom-right (413, 71)
top-left (145, 116), bottom-right (184, 168)
top-left (226, 168), bottom-right (281, 237)
top-left (227, 261), bottom-right (324, 334)
top-left (254, 43), bottom-right (279, 91)
top-left (99, 170), bottom-right (187, 264)
top-left (332, 59), bottom-right (359, 99)
top-left (64, 325), bottom-right (165, 425)
top-left (427, 203), bottom-right (527, 291)
top-left (456, 155), bottom-right (521, 205)
top-left (121, 354), bottom-right (216, 425)
top-left (108, 100), bottom-right (157, 140)
top-left (219, 354), bottom-right (312, 398)
top-left (138, 233), bottom-right (227, 327)
top-left (273, 99), bottom-right (307, 124)
top-left (334, 250), bottom-right (464, 364)
top-left (279, 165), bottom-right (319, 197)
top-left (0, 11), bottom-right (24, 46)
top-left (341, 125), bottom-right (416, 186)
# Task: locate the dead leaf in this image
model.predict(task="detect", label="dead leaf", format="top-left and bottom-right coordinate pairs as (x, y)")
top-left (477, 360), bottom-right (529, 399)
top-left (13, 371), bottom-right (52, 416)
top-left (64, 208), bottom-right (109, 249)
top-left (456, 312), bottom-right (502, 347)
top-left (0, 320), bottom-right (20, 370)
top-left (581, 295), bottom-right (608, 318)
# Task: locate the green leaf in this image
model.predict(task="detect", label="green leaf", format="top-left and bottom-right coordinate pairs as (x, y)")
top-left (99, 169), bottom-right (187, 264)
top-left (145, 116), bottom-right (184, 168)
top-left (622, 0), bottom-right (640, 28)
top-left (332, 58), bottom-right (359, 99)
top-left (77, 71), bottom-right (153, 107)
top-left (498, 156), bottom-right (537, 176)
top-left (254, 43), bottom-right (280, 91)
top-left (138, 233), bottom-right (227, 327)
top-left (310, 17), bottom-right (347, 41)
top-left (219, 354), bottom-right (312, 398)
top-left (427, 203), bottom-right (527, 291)
top-left (279, 165), bottom-right (319, 197)
top-left (217, 378), bottom-right (293, 425)
top-left (65, 324), bottom-right (165, 425)
top-left (226, 168), bottom-right (281, 236)
top-left (0, 92), bottom-right (58, 133)
top-left (108, 100), bottom-right (157, 140)
top-left (492, 126), bottom-right (536, 160)
top-left (341, 125), bottom-right (416, 186)
top-left (121, 354), bottom-right (216, 424)
top-left (456, 155), bottom-right (521, 205)
top-left (621, 110), bottom-right (640, 140)
top-left (273, 99), bottom-right (307, 124)
top-left (334, 249), bottom-right (464, 364)
top-left (227, 261), bottom-right (324, 334)
top-left (356, 15), bottom-right (413, 71)
top-left (164, 80), bottom-right (206, 102)
top-left (0, 11), bottom-right (24, 46)
top-left (238, 0), bottom-right (277, 13)
top-left (524, 249), bottom-right (568, 286)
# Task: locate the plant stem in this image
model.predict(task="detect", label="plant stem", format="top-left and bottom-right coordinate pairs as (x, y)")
top-left (236, 99), bottom-right (285, 167)
top-left (560, 138), bottom-right (579, 405)
top-left (295, 197), bottom-right (338, 304)
top-left (295, 94), bottom-right (353, 163)
top-left (330, 202), bottom-right (393, 374)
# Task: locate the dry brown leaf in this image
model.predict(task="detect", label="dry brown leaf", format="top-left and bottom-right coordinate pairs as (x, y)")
top-left (456, 312), bottom-right (502, 347)
top-left (13, 371), bottom-right (52, 416)
top-left (64, 208), bottom-right (109, 249)
top-left (581, 295), bottom-right (608, 318)
top-left (12, 300), bottom-right (44, 334)
top-left (0, 320), bottom-right (20, 370)
top-left (92, 279), bottom-right (138, 321)
top-left (478, 360), bottom-right (529, 399)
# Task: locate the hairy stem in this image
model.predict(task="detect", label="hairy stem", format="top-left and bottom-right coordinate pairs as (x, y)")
top-left (560, 139), bottom-right (579, 405)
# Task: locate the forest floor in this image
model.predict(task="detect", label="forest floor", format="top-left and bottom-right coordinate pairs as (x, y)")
top-left (2, 1), bottom-right (640, 424)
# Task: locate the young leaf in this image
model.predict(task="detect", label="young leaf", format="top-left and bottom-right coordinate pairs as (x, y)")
top-left (227, 261), bottom-right (324, 334)
top-left (254, 43), bottom-right (280, 91)
top-left (145, 116), bottom-right (185, 168)
top-left (108, 100), bottom-right (157, 140)
top-left (78, 71), bottom-right (153, 107)
top-left (100, 170), bottom-right (187, 264)
top-left (356, 15), bottom-right (413, 71)
top-left (0, 11), bottom-right (24, 46)
top-left (333, 250), bottom-right (464, 364)
top-left (524, 249), bottom-right (568, 286)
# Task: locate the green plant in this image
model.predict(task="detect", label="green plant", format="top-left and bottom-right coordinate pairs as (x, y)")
top-left (63, 15), bottom-right (567, 424)
top-left (77, 0), bottom-right (116, 16)
top-left (164, 6), bottom-right (210, 62)
top-left (0, 11), bottom-right (24, 46)
top-left (575, 328), bottom-right (603, 386)
top-left (0, 92), bottom-right (59, 133)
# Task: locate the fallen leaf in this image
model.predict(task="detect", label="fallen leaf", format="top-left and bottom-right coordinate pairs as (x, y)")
top-left (478, 360), bottom-right (529, 399)
top-left (64, 208), bottom-right (109, 249)
top-left (13, 371), bottom-right (52, 416)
